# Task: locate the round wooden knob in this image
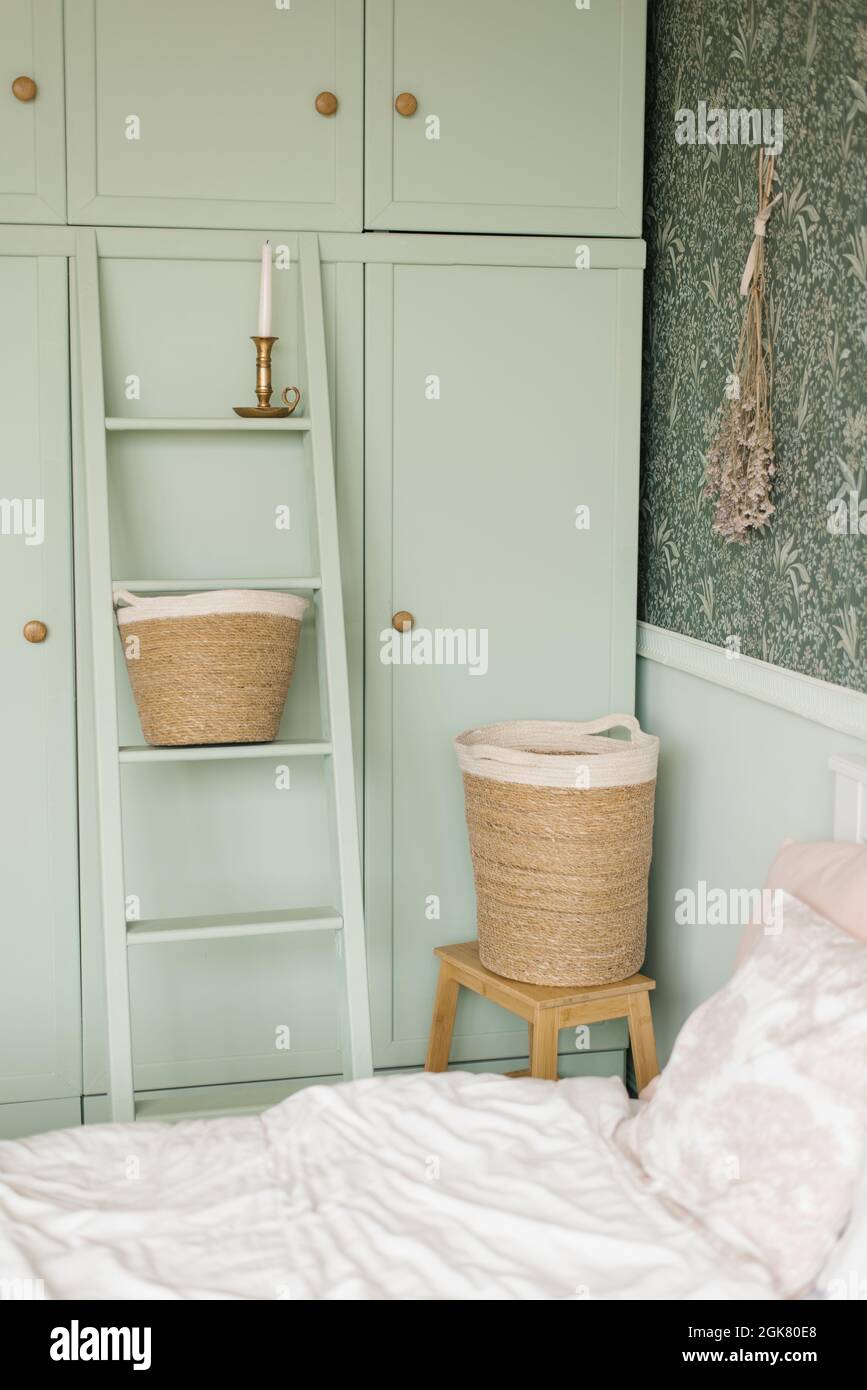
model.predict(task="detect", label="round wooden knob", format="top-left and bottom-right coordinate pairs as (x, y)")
top-left (315, 91), bottom-right (338, 117)
top-left (23, 620), bottom-right (47, 643)
top-left (12, 75), bottom-right (37, 102)
top-left (392, 611), bottom-right (414, 632)
top-left (395, 92), bottom-right (418, 117)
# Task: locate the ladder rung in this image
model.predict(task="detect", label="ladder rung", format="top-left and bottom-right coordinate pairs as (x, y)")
top-left (134, 1097), bottom-right (269, 1123)
top-left (113, 577), bottom-right (322, 592)
top-left (105, 416), bottom-right (311, 432)
top-left (127, 906), bottom-right (343, 946)
top-left (135, 1097), bottom-right (268, 1122)
top-left (132, 1078), bottom-right (330, 1124)
top-left (119, 740), bottom-right (332, 763)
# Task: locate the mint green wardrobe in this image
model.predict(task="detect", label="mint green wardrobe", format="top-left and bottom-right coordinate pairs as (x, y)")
top-left (0, 2), bottom-right (647, 1131)
top-left (0, 230), bottom-right (81, 1137)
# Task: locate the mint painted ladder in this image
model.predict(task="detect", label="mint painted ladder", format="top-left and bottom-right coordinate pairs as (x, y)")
top-left (75, 229), bottom-right (373, 1121)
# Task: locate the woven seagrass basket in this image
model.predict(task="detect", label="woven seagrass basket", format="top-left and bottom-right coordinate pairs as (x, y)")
top-left (454, 715), bottom-right (659, 986)
top-left (114, 588), bottom-right (308, 747)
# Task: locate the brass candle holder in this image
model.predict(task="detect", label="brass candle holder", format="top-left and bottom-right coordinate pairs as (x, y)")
top-left (233, 336), bottom-right (302, 419)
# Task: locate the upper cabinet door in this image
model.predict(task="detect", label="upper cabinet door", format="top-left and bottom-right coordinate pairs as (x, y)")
top-left (0, 0), bottom-right (66, 222)
top-left (365, 0), bottom-right (646, 235)
top-left (65, 0), bottom-right (363, 230)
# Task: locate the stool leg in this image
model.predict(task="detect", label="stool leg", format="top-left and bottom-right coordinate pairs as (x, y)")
top-left (529, 1009), bottom-right (559, 1081)
top-left (627, 992), bottom-right (660, 1095)
top-left (424, 963), bottom-right (460, 1072)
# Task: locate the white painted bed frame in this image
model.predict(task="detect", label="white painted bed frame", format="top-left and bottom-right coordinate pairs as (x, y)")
top-left (830, 754), bottom-right (867, 844)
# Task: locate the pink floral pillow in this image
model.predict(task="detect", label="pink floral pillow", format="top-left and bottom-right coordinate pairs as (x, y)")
top-left (618, 893), bottom-right (867, 1297)
top-left (736, 839), bottom-right (867, 967)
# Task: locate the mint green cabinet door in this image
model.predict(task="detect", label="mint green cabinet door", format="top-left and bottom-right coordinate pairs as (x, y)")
top-left (365, 0), bottom-right (646, 235)
top-left (66, 0), bottom-right (363, 230)
top-left (0, 252), bottom-right (80, 1104)
top-left (0, 0), bottom-right (66, 222)
top-left (365, 246), bottom-right (643, 1069)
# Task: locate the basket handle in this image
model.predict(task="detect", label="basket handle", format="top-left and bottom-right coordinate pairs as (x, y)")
top-left (460, 714), bottom-right (645, 769)
top-left (573, 714), bottom-right (642, 740)
top-left (113, 587), bottom-right (142, 609)
top-left (113, 587), bottom-right (168, 610)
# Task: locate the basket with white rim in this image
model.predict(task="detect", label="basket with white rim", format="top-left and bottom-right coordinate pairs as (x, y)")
top-left (114, 587), bottom-right (309, 747)
top-left (454, 715), bottom-right (660, 986)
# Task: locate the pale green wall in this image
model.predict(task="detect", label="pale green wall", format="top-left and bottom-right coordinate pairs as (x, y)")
top-left (637, 654), bottom-right (867, 1062)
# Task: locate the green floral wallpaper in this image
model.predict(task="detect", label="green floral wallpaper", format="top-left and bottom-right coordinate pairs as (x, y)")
top-left (640, 0), bottom-right (867, 692)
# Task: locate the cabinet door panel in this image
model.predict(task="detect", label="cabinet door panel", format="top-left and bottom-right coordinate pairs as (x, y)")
top-left (366, 253), bottom-right (642, 1068)
top-left (0, 0), bottom-right (66, 222)
top-left (0, 255), bottom-right (80, 1103)
top-left (66, 0), bottom-right (363, 229)
top-left (366, 0), bottom-right (646, 235)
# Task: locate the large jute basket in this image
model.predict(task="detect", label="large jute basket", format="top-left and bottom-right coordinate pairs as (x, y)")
top-left (114, 588), bottom-right (308, 747)
top-left (454, 715), bottom-right (659, 986)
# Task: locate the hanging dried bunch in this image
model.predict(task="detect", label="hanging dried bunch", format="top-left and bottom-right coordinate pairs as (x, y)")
top-left (705, 151), bottom-right (781, 543)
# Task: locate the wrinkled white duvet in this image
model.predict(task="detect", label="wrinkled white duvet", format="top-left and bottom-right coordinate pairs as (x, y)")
top-left (0, 1071), bottom-right (779, 1300)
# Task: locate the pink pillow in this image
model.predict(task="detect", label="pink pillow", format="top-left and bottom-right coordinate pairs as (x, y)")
top-left (735, 840), bottom-right (867, 967)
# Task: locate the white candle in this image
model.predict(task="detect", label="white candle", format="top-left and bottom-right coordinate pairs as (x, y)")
top-left (257, 240), bottom-right (272, 337)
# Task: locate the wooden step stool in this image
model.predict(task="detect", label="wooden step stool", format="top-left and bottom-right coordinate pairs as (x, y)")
top-left (424, 941), bottom-right (659, 1091)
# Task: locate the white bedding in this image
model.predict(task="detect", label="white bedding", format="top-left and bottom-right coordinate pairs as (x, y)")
top-left (0, 1070), bottom-right (779, 1300)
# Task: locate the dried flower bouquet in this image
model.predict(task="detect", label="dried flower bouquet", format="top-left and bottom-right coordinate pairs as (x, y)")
top-left (705, 151), bottom-right (781, 543)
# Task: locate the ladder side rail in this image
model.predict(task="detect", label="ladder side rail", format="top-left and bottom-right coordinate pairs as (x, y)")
top-left (298, 232), bottom-right (373, 1079)
top-left (75, 228), bottom-right (136, 1122)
